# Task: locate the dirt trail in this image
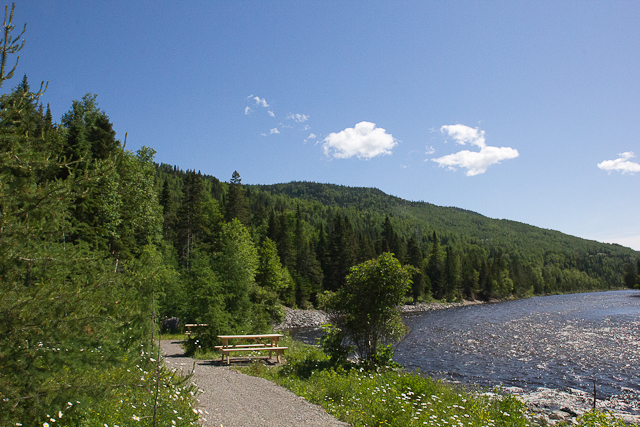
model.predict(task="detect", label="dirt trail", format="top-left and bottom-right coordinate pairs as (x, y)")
top-left (160, 340), bottom-right (349, 427)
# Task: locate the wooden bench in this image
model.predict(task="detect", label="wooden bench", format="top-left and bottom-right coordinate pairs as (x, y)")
top-left (216, 334), bottom-right (287, 365)
top-left (184, 323), bottom-right (208, 336)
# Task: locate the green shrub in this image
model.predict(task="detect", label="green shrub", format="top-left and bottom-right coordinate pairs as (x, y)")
top-left (318, 324), bottom-right (353, 365)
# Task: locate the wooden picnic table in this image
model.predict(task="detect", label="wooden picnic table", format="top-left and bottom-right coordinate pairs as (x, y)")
top-left (216, 334), bottom-right (286, 365)
top-left (184, 323), bottom-right (208, 336)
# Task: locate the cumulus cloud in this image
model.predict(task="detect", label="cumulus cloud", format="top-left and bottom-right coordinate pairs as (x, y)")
top-left (597, 152), bottom-right (640, 174)
top-left (287, 113), bottom-right (309, 123)
top-left (269, 128), bottom-right (280, 134)
top-left (268, 110), bottom-right (275, 117)
top-left (440, 124), bottom-right (486, 147)
top-left (425, 145), bottom-right (435, 155)
top-left (430, 124), bottom-right (518, 176)
top-left (244, 106), bottom-right (253, 115)
top-left (321, 121), bottom-right (397, 159)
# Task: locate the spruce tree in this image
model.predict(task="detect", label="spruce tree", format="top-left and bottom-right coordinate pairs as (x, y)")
top-left (224, 170), bottom-right (250, 225)
top-left (427, 231), bottom-right (445, 299)
top-left (407, 236), bottom-right (425, 302)
top-left (176, 170), bottom-right (205, 267)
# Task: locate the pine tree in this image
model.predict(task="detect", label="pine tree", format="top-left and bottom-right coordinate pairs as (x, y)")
top-left (0, 69), bottom-right (155, 426)
top-left (379, 215), bottom-right (404, 262)
top-left (406, 236), bottom-right (425, 302)
top-left (224, 170), bottom-right (250, 225)
top-left (176, 170), bottom-right (205, 267)
top-left (326, 214), bottom-right (356, 291)
top-left (427, 231), bottom-right (445, 299)
top-left (443, 246), bottom-right (461, 300)
top-left (316, 222), bottom-right (330, 291)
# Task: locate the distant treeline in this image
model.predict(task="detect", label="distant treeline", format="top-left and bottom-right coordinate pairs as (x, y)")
top-left (156, 165), bottom-right (640, 319)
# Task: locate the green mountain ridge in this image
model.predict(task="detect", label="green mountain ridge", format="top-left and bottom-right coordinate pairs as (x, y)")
top-left (255, 180), bottom-right (636, 257)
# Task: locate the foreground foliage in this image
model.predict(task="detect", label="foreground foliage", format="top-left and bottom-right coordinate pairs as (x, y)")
top-left (243, 337), bottom-right (636, 427)
top-left (244, 337), bottom-right (530, 426)
top-left (34, 344), bottom-right (199, 427)
top-left (0, 5), bottom-right (199, 424)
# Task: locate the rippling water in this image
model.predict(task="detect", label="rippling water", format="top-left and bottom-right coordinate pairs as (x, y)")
top-left (394, 290), bottom-right (640, 399)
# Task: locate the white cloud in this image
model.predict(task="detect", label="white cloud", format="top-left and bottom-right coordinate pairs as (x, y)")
top-left (269, 128), bottom-right (280, 135)
top-left (307, 133), bottom-right (317, 140)
top-left (287, 113), bottom-right (309, 123)
top-left (246, 94), bottom-right (269, 108)
top-left (321, 121), bottom-right (397, 160)
top-left (244, 106), bottom-right (253, 115)
top-left (431, 124), bottom-right (518, 176)
top-left (425, 145), bottom-right (435, 155)
top-left (597, 152), bottom-right (640, 174)
top-left (253, 96), bottom-right (269, 107)
top-left (268, 110), bottom-right (275, 117)
top-left (440, 124), bottom-right (486, 147)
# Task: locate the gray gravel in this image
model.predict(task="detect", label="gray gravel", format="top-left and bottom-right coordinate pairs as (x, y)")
top-left (160, 340), bottom-right (349, 427)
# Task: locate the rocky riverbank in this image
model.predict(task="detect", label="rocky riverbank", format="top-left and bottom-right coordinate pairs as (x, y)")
top-left (272, 307), bottom-right (331, 330)
top-left (274, 301), bottom-right (640, 425)
top-left (502, 386), bottom-right (640, 425)
top-left (273, 300), bottom-right (484, 330)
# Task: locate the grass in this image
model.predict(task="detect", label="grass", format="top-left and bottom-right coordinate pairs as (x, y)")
top-left (159, 331), bottom-right (191, 341)
top-left (240, 335), bottom-right (637, 427)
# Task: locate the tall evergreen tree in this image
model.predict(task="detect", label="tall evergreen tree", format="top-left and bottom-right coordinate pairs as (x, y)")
top-left (176, 170), bottom-right (205, 267)
top-left (379, 215), bottom-right (404, 262)
top-left (406, 236), bottom-right (425, 302)
top-left (427, 231), bottom-right (445, 299)
top-left (276, 212), bottom-right (294, 269)
top-left (224, 170), bottom-right (250, 225)
top-left (326, 214), bottom-right (357, 291)
top-left (316, 222), bottom-right (330, 291)
top-left (443, 246), bottom-right (461, 300)
top-left (0, 36), bottom-right (162, 424)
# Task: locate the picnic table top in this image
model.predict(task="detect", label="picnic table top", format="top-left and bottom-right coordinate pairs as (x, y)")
top-left (217, 334), bottom-right (283, 339)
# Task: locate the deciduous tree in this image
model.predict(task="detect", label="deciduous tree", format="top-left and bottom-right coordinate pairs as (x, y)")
top-left (323, 253), bottom-right (414, 364)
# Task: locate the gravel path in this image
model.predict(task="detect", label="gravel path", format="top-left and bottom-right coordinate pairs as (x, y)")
top-left (160, 340), bottom-right (349, 427)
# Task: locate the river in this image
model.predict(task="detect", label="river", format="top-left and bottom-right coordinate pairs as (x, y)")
top-left (394, 290), bottom-right (640, 402)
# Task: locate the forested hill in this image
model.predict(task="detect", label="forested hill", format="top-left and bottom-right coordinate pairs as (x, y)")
top-left (256, 180), bottom-right (635, 259)
top-left (156, 164), bottom-right (639, 313)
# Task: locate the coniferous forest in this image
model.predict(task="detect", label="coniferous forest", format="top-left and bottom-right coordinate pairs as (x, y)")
top-left (155, 166), bottom-right (639, 326)
top-left (1, 4), bottom-right (639, 424)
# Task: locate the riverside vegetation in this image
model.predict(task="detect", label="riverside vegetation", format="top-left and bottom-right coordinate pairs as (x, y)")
top-left (2, 2), bottom-right (639, 425)
top-left (242, 335), bottom-right (638, 427)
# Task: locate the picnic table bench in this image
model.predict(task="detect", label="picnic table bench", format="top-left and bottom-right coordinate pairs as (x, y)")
top-left (216, 334), bottom-right (287, 365)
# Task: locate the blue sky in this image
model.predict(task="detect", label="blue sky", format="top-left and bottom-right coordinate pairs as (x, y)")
top-left (8, 1), bottom-right (640, 250)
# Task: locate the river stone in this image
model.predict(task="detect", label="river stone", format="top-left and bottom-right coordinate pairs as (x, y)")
top-left (549, 410), bottom-right (571, 420)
